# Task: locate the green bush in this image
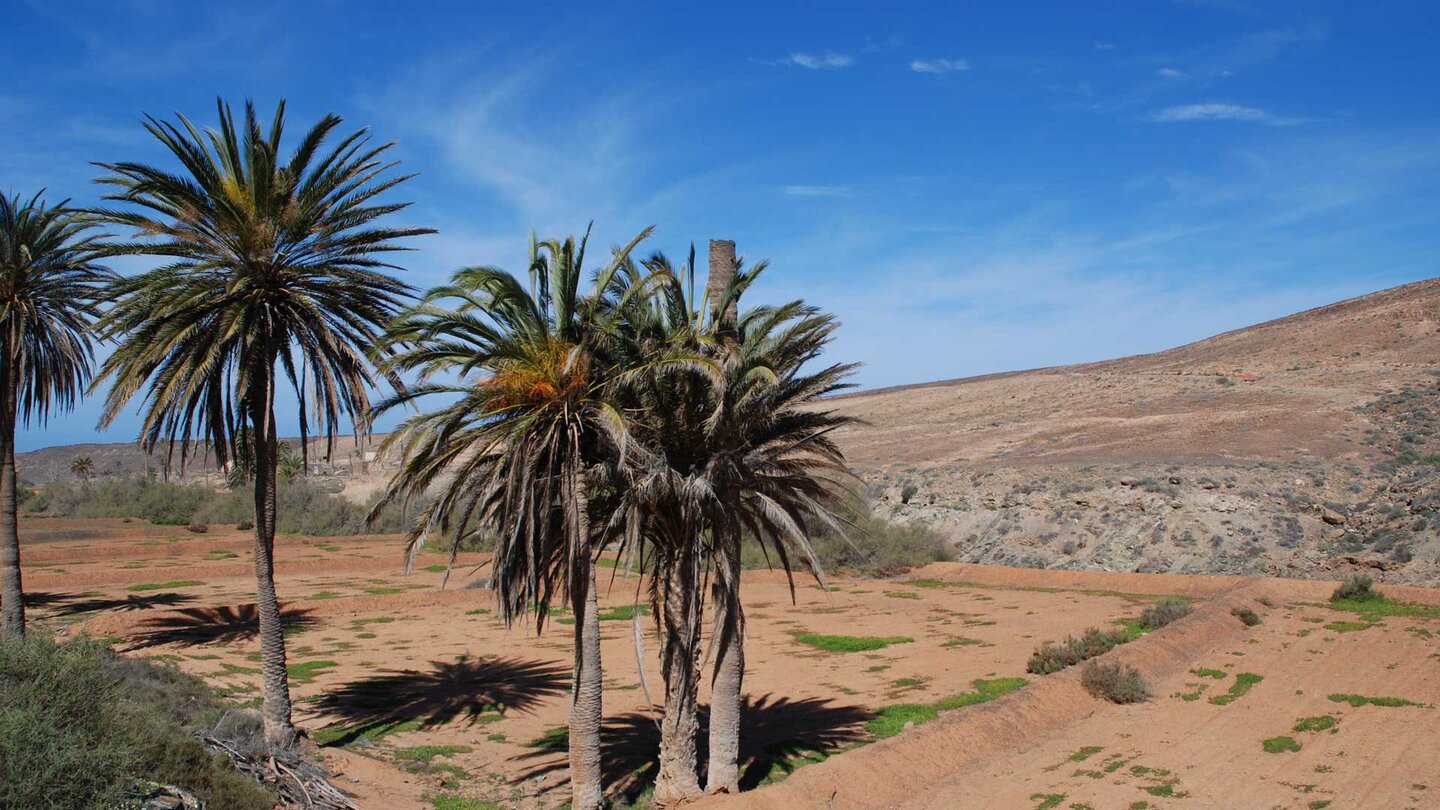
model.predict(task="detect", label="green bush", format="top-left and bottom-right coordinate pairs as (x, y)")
top-left (1231, 606), bottom-right (1261, 626)
top-left (1332, 574), bottom-right (1380, 603)
top-left (20, 476), bottom-right (405, 537)
top-left (1026, 627), bottom-right (1133, 675)
top-left (0, 635), bottom-right (273, 809)
top-left (742, 506), bottom-right (950, 578)
top-left (1080, 660), bottom-right (1150, 704)
top-left (1140, 598), bottom-right (1192, 630)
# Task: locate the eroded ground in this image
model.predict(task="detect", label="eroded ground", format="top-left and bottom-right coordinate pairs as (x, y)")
top-left (20, 517), bottom-right (1440, 809)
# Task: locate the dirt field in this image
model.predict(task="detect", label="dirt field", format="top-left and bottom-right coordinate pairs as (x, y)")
top-left (19, 517), bottom-right (1440, 809)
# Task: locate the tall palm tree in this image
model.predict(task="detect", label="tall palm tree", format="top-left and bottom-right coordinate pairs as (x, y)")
top-left (89, 99), bottom-right (431, 746)
top-left (372, 227), bottom-right (655, 810)
top-left (605, 245), bottom-right (859, 800)
top-left (0, 192), bottom-right (111, 638)
top-left (69, 455), bottom-right (95, 484)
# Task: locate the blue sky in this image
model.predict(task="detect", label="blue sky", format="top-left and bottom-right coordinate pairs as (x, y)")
top-left (3, 0), bottom-right (1439, 451)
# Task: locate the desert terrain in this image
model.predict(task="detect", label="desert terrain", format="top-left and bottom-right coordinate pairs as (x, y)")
top-left (21, 516), bottom-right (1440, 809)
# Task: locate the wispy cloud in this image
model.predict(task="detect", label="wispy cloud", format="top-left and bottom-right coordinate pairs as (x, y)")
top-left (1151, 102), bottom-right (1302, 125)
top-left (783, 185), bottom-right (851, 197)
top-left (910, 57), bottom-right (970, 75)
top-left (1094, 42), bottom-right (1116, 51)
top-left (1157, 67), bottom-right (1185, 78)
top-left (782, 52), bottom-right (854, 70)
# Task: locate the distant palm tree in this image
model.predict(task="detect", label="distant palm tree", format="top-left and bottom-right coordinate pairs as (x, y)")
top-left (0, 192), bottom-right (111, 639)
top-left (90, 99), bottom-right (431, 746)
top-left (372, 227), bottom-right (654, 810)
top-left (69, 455), bottom-right (95, 484)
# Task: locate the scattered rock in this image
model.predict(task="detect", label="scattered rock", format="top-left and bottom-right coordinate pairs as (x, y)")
top-left (1320, 507), bottom-right (1348, 526)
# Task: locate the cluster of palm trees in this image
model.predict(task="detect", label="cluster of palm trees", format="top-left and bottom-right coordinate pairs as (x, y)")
top-left (0, 98), bottom-right (859, 808)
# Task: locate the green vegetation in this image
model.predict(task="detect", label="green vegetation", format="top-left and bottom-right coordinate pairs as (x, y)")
top-left (285, 660), bottom-right (337, 684)
top-left (1080, 661), bottom-right (1150, 704)
top-left (1191, 667), bottom-right (1226, 679)
top-left (743, 508), bottom-right (951, 578)
top-left (312, 718), bottom-right (423, 747)
top-left (422, 565), bottom-right (450, 573)
top-left (1328, 693), bottom-right (1424, 708)
top-left (1030, 794), bottom-right (1066, 810)
top-left (393, 744), bottom-right (473, 764)
top-left (1332, 574), bottom-right (1379, 603)
top-left (1293, 715), bottom-right (1338, 733)
top-left (307, 591), bottom-right (342, 600)
top-left (0, 635), bottom-right (273, 809)
top-left (1328, 596), bottom-right (1440, 621)
top-left (1027, 627), bottom-right (1133, 674)
top-left (21, 476), bottom-right (406, 535)
top-left (1262, 736), bottom-right (1301, 753)
top-left (524, 726), bottom-right (570, 750)
top-left (1139, 598), bottom-right (1192, 630)
top-left (1231, 606), bottom-right (1260, 626)
top-left (1069, 746), bottom-right (1104, 762)
top-left (1323, 620), bottom-right (1376, 633)
top-left (427, 793), bottom-right (503, 810)
top-left (1210, 673), bottom-right (1263, 706)
top-left (867, 678), bottom-right (1028, 738)
top-left (128, 580), bottom-right (204, 592)
top-left (793, 632), bottom-right (914, 653)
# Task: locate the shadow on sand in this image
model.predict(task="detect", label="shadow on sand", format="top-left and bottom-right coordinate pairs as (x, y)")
top-left (308, 655), bottom-right (570, 746)
top-left (513, 693), bottom-right (873, 801)
top-left (122, 604), bottom-right (319, 649)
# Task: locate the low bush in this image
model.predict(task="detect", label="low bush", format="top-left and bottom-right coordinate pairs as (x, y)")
top-left (1027, 627), bottom-right (1132, 675)
top-left (0, 635), bottom-right (273, 809)
top-left (1080, 660), bottom-right (1150, 704)
top-left (1140, 598), bottom-right (1192, 630)
top-left (740, 504), bottom-right (950, 578)
top-left (1231, 606), bottom-right (1261, 626)
top-left (1332, 574), bottom-right (1379, 603)
top-left (20, 476), bottom-right (406, 536)
top-left (186, 521), bottom-right (208, 534)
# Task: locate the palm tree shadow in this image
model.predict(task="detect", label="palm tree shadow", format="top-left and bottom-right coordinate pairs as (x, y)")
top-left (308, 656), bottom-right (570, 746)
top-left (51, 592), bottom-right (198, 617)
top-left (512, 693), bottom-right (872, 801)
top-left (122, 604), bottom-right (318, 650)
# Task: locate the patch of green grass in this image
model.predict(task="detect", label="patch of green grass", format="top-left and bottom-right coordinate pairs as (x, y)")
top-left (892, 677), bottom-right (924, 688)
top-left (1209, 673), bottom-right (1263, 706)
top-left (941, 637), bottom-right (984, 648)
top-left (1293, 715), bottom-right (1338, 733)
top-left (312, 718), bottom-right (423, 747)
top-left (1069, 746), bottom-right (1104, 762)
top-left (202, 550), bottom-right (238, 560)
top-left (1328, 693), bottom-right (1424, 708)
top-left (350, 616), bottom-right (395, 627)
top-left (393, 744), bottom-right (473, 764)
top-left (426, 794), bottom-right (502, 810)
top-left (1309, 801), bottom-right (1332, 809)
top-left (1327, 596), bottom-right (1440, 621)
top-left (598, 603), bottom-right (650, 621)
top-left (307, 591), bottom-right (342, 600)
top-left (524, 726), bottom-right (569, 751)
top-left (884, 591), bottom-right (920, 600)
top-left (127, 580), bottom-right (203, 592)
top-left (868, 677), bottom-right (1027, 738)
top-left (1030, 794), bottom-right (1066, 810)
top-left (866, 665), bottom-right (891, 672)
top-left (366, 586), bottom-right (403, 595)
top-left (1323, 620), bottom-right (1376, 633)
top-left (1191, 668), bottom-right (1226, 679)
top-left (1145, 783), bottom-right (1182, 798)
top-left (793, 632), bottom-right (914, 653)
top-left (286, 660), bottom-right (337, 684)
top-left (422, 564), bottom-right (450, 573)
top-left (865, 703), bottom-right (936, 738)
top-left (1263, 736), bottom-right (1301, 753)
top-left (464, 609), bottom-right (489, 616)
top-left (219, 662), bottom-right (259, 676)
top-left (907, 578), bottom-right (948, 588)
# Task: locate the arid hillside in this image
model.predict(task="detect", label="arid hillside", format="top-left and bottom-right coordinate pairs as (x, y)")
top-left (21, 277), bottom-right (1440, 584)
top-left (830, 276), bottom-right (1440, 584)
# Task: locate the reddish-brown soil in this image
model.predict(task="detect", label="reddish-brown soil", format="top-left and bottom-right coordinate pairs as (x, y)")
top-left (21, 518), bottom-right (1440, 809)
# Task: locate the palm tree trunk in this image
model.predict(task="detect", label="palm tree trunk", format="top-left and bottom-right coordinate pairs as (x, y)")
top-left (654, 543), bottom-right (704, 805)
top-left (0, 361), bottom-right (24, 639)
top-left (706, 519), bottom-right (745, 793)
top-left (252, 368), bottom-right (296, 748)
top-left (565, 465), bottom-right (605, 810)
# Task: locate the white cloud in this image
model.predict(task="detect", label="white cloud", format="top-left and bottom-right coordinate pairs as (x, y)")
top-left (1157, 67), bottom-right (1185, 78)
top-left (910, 57), bottom-right (970, 74)
top-left (784, 52), bottom-right (854, 70)
top-left (783, 185), bottom-right (850, 197)
top-left (1151, 103), bottom-right (1301, 125)
top-left (1094, 42), bottom-right (1116, 51)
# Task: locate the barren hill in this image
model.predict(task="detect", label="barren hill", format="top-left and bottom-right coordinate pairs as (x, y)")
top-left (830, 276), bottom-right (1440, 583)
top-left (20, 277), bottom-right (1440, 583)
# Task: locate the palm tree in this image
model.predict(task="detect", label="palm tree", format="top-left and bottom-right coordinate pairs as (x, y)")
top-left (372, 227), bottom-right (654, 810)
top-left (0, 192), bottom-right (111, 638)
top-left (89, 99), bottom-right (431, 746)
top-left (70, 455), bottom-right (95, 485)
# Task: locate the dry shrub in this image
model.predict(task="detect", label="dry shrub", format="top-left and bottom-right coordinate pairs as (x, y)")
top-left (1140, 598), bottom-right (1191, 630)
top-left (1080, 660), bottom-right (1150, 704)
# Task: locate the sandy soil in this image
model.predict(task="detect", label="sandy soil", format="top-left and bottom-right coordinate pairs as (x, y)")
top-left (22, 518), bottom-right (1440, 809)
